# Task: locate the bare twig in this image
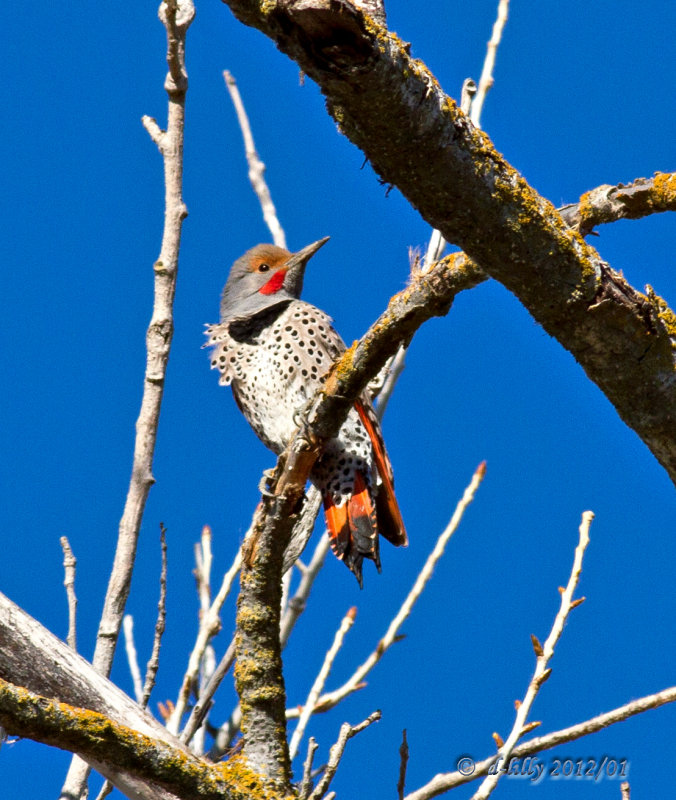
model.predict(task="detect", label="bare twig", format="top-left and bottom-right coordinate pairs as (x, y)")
top-left (224, 70), bottom-right (286, 248)
top-left (307, 711), bottom-right (381, 800)
top-left (405, 685), bottom-right (676, 800)
top-left (289, 607), bottom-right (357, 761)
top-left (298, 737), bottom-right (319, 800)
top-left (93, 779), bottom-right (114, 800)
top-left (470, 0), bottom-right (510, 126)
top-left (423, 229), bottom-right (446, 269)
top-left (398, 729), bottom-right (409, 800)
top-left (621, 782), bottom-right (631, 800)
top-left (181, 637), bottom-right (237, 745)
top-left (425, 0), bottom-right (508, 273)
top-left (288, 462), bottom-right (486, 718)
top-left (59, 4), bottom-right (194, 795)
top-left (280, 503), bottom-right (330, 647)
top-left (460, 78), bottom-right (477, 115)
top-left (142, 524), bottom-right (168, 708)
top-left (172, 546), bottom-right (241, 738)
top-left (375, 344), bottom-right (407, 418)
top-left (195, 525), bottom-right (213, 611)
top-left (59, 536), bottom-right (77, 651)
top-left (470, 511), bottom-right (593, 800)
top-left (122, 616), bottom-right (144, 704)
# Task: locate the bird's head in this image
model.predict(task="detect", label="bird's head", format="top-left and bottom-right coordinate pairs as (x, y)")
top-left (220, 237), bottom-right (329, 322)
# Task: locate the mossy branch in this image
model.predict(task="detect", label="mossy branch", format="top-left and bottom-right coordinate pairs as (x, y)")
top-left (235, 252), bottom-right (483, 786)
top-left (0, 678), bottom-right (279, 800)
top-left (559, 173), bottom-right (676, 235)
top-left (218, 0), bottom-right (676, 485)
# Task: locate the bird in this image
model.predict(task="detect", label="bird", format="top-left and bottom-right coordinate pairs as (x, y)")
top-left (205, 237), bottom-right (407, 586)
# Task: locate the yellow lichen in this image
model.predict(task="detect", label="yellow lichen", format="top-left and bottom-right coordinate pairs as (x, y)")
top-left (651, 172), bottom-right (676, 209)
top-left (646, 285), bottom-right (676, 342)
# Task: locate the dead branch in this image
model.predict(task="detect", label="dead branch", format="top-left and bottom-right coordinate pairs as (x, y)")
top-left (470, 511), bottom-right (593, 800)
top-left (60, 6), bottom-right (194, 793)
top-left (59, 536), bottom-right (78, 651)
top-left (404, 686), bottom-right (676, 800)
top-left (558, 173), bottom-right (676, 235)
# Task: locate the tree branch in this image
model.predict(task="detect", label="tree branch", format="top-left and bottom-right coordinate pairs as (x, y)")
top-left (92, 0), bottom-right (193, 676)
top-left (224, 70), bottom-right (287, 248)
top-left (60, 5), bottom-right (194, 793)
top-left (287, 460), bottom-right (486, 719)
top-left (558, 173), bottom-right (676, 235)
top-left (0, 679), bottom-right (268, 800)
top-left (59, 536), bottom-right (78, 651)
top-left (0, 593), bottom-right (292, 800)
top-left (233, 252), bottom-right (483, 784)
top-left (218, 0), bottom-right (676, 486)
top-left (404, 685), bottom-right (676, 800)
top-left (470, 511), bottom-right (592, 800)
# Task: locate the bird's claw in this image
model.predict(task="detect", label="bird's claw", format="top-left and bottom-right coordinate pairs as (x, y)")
top-left (258, 467), bottom-right (277, 498)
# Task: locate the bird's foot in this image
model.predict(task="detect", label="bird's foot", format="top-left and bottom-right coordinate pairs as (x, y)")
top-left (258, 467), bottom-right (277, 498)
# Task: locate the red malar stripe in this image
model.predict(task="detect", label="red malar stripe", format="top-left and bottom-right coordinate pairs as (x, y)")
top-left (259, 268), bottom-right (287, 295)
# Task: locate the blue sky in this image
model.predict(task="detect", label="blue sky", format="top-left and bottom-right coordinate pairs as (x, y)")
top-left (1, 1), bottom-right (675, 798)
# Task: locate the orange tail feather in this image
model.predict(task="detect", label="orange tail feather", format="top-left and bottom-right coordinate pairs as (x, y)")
top-left (323, 470), bottom-right (380, 588)
top-left (354, 398), bottom-right (408, 547)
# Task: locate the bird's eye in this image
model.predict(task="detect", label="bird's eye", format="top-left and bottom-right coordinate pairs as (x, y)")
top-left (258, 263), bottom-right (271, 273)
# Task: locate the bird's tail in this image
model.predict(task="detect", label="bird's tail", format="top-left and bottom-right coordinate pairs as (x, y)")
top-left (322, 398), bottom-right (408, 587)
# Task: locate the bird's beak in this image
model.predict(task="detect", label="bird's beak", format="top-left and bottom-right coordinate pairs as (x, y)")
top-left (284, 236), bottom-right (330, 294)
top-left (286, 237), bottom-right (330, 271)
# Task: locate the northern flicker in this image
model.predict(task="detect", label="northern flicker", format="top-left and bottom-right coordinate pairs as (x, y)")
top-left (205, 237), bottom-right (407, 585)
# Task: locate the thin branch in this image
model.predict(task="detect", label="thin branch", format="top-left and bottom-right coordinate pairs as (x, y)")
top-left (173, 547), bottom-right (241, 738)
top-left (288, 461), bottom-right (486, 718)
top-left (196, 524), bottom-right (214, 612)
top-left (405, 685), bottom-right (676, 800)
top-left (558, 173), bottom-right (676, 235)
top-left (289, 607), bottom-right (357, 761)
top-left (280, 489), bottom-right (329, 644)
top-left (425, 0), bottom-right (508, 274)
top-left (469, 0), bottom-right (510, 126)
top-left (224, 70), bottom-right (287, 248)
top-left (59, 536), bottom-right (78, 651)
top-left (60, 4), bottom-right (194, 793)
top-left (93, 780), bottom-right (114, 800)
top-left (460, 78), bottom-right (477, 115)
top-left (398, 729), bottom-right (409, 800)
top-left (470, 511), bottom-right (593, 800)
top-left (142, 524), bottom-right (168, 708)
top-left (181, 638), bottom-right (237, 745)
top-left (210, 703), bottom-right (243, 761)
top-left (90, 0), bottom-right (193, 678)
top-left (621, 782), bottom-right (631, 800)
top-left (307, 711), bottom-right (381, 800)
top-left (373, 345), bottom-right (407, 419)
top-left (123, 616), bottom-right (144, 704)
top-left (298, 737), bottom-right (319, 800)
